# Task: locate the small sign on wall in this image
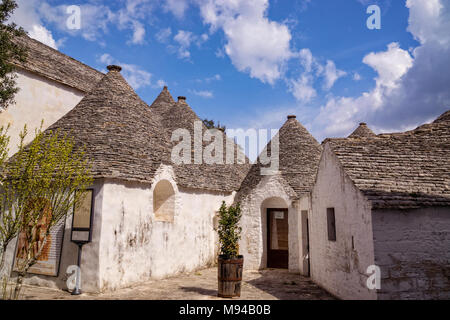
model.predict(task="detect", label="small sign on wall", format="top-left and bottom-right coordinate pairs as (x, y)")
top-left (274, 211), bottom-right (285, 220)
top-left (71, 189), bottom-right (95, 244)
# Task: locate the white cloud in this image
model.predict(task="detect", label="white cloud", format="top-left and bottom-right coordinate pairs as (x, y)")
top-left (406, 0), bottom-right (448, 46)
top-left (215, 48), bottom-right (225, 58)
top-left (28, 24), bottom-right (58, 49)
top-left (298, 48), bottom-right (314, 73)
top-left (353, 72), bottom-right (362, 81)
top-left (172, 29), bottom-right (209, 59)
top-left (307, 0), bottom-right (450, 140)
top-left (309, 42), bottom-right (414, 138)
top-left (195, 74), bottom-right (221, 83)
top-left (288, 74), bottom-right (316, 103)
top-left (36, 2), bottom-right (115, 43)
top-left (164, 0), bottom-right (190, 18)
top-left (156, 27), bottom-right (172, 43)
top-left (10, 0), bottom-right (58, 49)
top-left (13, 1), bottom-right (154, 45)
top-left (288, 48), bottom-right (346, 102)
top-left (197, 0), bottom-right (293, 84)
top-left (362, 42), bottom-right (413, 89)
top-left (190, 89), bottom-right (214, 98)
top-left (322, 60), bottom-right (347, 90)
top-left (98, 53), bottom-right (155, 90)
top-left (130, 21), bottom-right (146, 44)
top-left (205, 74), bottom-right (221, 82)
top-left (116, 0), bottom-right (156, 44)
top-left (156, 79), bottom-right (167, 88)
top-left (174, 30), bottom-right (194, 59)
top-left (174, 30), bottom-right (194, 47)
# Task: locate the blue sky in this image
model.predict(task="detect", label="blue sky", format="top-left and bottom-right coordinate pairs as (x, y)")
top-left (10, 0), bottom-right (450, 141)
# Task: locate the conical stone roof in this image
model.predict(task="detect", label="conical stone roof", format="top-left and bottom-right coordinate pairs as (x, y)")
top-left (348, 122), bottom-right (376, 138)
top-left (151, 91), bottom-right (251, 192)
top-left (12, 35), bottom-right (104, 93)
top-left (327, 109), bottom-right (450, 209)
top-left (237, 116), bottom-right (322, 200)
top-left (434, 110), bottom-right (450, 123)
top-left (46, 66), bottom-right (172, 183)
top-left (151, 86), bottom-right (175, 108)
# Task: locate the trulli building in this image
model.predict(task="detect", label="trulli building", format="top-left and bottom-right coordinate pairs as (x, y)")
top-left (0, 36), bottom-right (449, 299)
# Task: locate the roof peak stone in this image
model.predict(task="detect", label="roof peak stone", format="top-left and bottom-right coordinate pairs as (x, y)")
top-left (348, 122), bottom-right (376, 139)
top-left (107, 65), bottom-right (122, 72)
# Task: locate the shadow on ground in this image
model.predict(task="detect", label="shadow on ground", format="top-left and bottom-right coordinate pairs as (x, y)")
top-left (180, 269), bottom-right (335, 300)
top-left (246, 269), bottom-right (335, 300)
top-left (16, 268), bottom-right (335, 300)
top-left (180, 286), bottom-right (218, 298)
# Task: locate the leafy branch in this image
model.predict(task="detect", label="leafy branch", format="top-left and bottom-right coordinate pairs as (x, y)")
top-left (217, 202), bottom-right (242, 258)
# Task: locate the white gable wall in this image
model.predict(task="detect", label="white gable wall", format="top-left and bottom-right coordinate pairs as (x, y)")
top-left (311, 144), bottom-right (377, 300)
top-left (97, 165), bottom-right (234, 292)
top-left (372, 207), bottom-right (450, 300)
top-left (239, 174), bottom-right (309, 274)
top-left (0, 69), bottom-right (85, 157)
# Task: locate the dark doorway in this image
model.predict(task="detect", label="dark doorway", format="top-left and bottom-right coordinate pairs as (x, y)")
top-left (267, 209), bottom-right (289, 269)
top-left (301, 211), bottom-right (310, 277)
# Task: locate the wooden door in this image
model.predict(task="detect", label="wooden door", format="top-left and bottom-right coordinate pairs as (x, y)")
top-left (267, 209), bottom-right (289, 269)
top-left (301, 210), bottom-right (310, 277)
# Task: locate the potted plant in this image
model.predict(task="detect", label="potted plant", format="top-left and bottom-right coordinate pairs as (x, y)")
top-left (217, 201), bottom-right (243, 298)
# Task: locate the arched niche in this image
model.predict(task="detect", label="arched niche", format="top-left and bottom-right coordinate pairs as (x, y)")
top-left (153, 180), bottom-right (175, 222)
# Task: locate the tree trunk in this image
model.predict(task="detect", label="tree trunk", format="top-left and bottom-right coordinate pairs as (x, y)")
top-left (13, 272), bottom-right (25, 300)
top-left (0, 245), bottom-right (6, 274)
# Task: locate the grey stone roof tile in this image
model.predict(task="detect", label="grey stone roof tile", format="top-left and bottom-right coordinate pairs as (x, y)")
top-left (46, 67), bottom-right (172, 184)
top-left (151, 92), bottom-right (251, 192)
top-left (237, 116), bottom-right (322, 201)
top-left (327, 111), bottom-right (450, 209)
top-left (348, 123), bottom-right (377, 138)
top-left (12, 35), bottom-right (104, 93)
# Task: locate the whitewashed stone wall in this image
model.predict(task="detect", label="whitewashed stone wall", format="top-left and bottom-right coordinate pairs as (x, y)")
top-left (0, 69), bottom-right (84, 156)
top-left (239, 174), bottom-right (308, 273)
top-left (2, 165), bottom-right (234, 293)
top-left (97, 165), bottom-right (234, 292)
top-left (372, 207), bottom-right (450, 300)
top-left (311, 144), bottom-right (377, 300)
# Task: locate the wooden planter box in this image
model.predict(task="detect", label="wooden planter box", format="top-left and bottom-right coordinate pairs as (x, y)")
top-left (218, 255), bottom-right (244, 298)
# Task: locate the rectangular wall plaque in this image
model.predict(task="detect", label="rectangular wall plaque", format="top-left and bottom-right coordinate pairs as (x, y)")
top-left (274, 211), bottom-right (285, 220)
top-left (71, 189), bottom-right (95, 244)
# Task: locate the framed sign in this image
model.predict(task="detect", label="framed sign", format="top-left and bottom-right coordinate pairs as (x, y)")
top-left (274, 211), bottom-right (285, 220)
top-left (71, 189), bottom-right (95, 243)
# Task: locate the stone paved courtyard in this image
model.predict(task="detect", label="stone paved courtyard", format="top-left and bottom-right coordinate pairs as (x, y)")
top-left (18, 268), bottom-right (335, 300)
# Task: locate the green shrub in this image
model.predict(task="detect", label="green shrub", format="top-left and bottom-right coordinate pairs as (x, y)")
top-left (217, 202), bottom-right (242, 258)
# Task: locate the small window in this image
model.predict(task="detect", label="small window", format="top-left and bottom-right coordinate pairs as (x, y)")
top-left (153, 180), bottom-right (175, 222)
top-left (327, 208), bottom-right (336, 241)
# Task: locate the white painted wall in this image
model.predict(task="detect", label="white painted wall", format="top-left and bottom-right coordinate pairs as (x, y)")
top-left (1, 166), bottom-right (234, 294)
top-left (97, 165), bottom-right (234, 292)
top-left (238, 174), bottom-right (308, 274)
top-left (311, 144), bottom-right (377, 300)
top-left (372, 207), bottom-right (450, 300)
top-left (0, 69), bottom-right (85, 157)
